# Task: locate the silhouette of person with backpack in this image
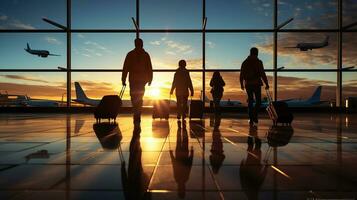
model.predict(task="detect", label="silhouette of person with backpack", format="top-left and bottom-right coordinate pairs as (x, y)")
top-left (122, 38), bottom-right (153, 123)
top-left (170, 60), bottom-right (194, 120)
top-left (240, 47), bottom-right (269, 125)
top-left (210, 71), bottom-right (225, 115)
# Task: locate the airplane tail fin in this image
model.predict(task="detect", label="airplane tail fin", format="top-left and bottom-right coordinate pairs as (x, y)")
top-left (26, 43), bottom-right (30, 50)
top-left (307, 86), bottom-right (322, 103)
top-left (74, 82), bottom-right (88, 101)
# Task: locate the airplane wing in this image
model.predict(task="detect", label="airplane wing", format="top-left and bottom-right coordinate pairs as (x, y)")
top-left (49, 54), bottom-right (61, 56)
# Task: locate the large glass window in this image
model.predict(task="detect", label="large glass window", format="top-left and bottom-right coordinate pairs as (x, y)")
top-left (72, 0), bottom-right (135, 29)
top-left (277, 72), bottom-right (336, 106)
top-left (0, 72), bottom-right (66, 107)
top-left (278, 0), bottom-right (338, 29)
top-left (1, 0), bottom-right (355, 108)
top-left (140, 0), bottom-right (202, 29)
top-left (343, 0), bottom-right (357, 29)
top-left (207, 0), bottom-right (273, 29)
top-left (0, 33), bottom-right (66, 69)
top-left (0, 0), bottom-right (66, 30)
top-left (205, 72), bottom-right (273, 106)
top-left (206, 33), bottom-right (273, 69)
top-left (277, 33), bottom-right (337, 69)
top-left (72, 33), bottom-right (134, 69)
top-left (71, 72), bottom-right (202, 107)
top-left (141, 33), bottom-right (202, 69)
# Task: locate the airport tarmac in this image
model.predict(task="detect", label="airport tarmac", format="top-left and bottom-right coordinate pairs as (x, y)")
top-left (0, 113), bottom-right (356, 200)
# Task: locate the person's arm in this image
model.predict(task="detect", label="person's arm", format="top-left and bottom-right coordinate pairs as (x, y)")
top-left (210, 78), bottom-right (214, 87)
top-left (260, 61), bottom-right (269, 89)
top-left (170, 73), bottom-right (176, 95)
top-left (221, 77), bottom-right (225, 87)
top-left (240, 62), bottom-right (245, 90)
top-left (188, 72), bottom-right (194, 96)
top-left (122, 53), bottom-right (130, 86)
top-left (147, 53), bottom-right (153, 86)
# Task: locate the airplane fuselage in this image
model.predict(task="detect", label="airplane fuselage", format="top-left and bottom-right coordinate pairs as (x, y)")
top-left (26, 49), bottom-right (50, 57)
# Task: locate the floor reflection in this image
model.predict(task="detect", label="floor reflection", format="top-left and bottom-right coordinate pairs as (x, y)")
top-left (0, 113), bottom-right (357, 200)
top-left (240, 125), bottom-right (267, 200)
top-left (170, 121), bottom-right (193, 198)
top-left (121, 124), bottom-right (151, 200)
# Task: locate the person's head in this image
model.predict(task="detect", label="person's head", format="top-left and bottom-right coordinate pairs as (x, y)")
top-left (213, 71), bottom-right (221, 78)
top-left (134, 38), bottom-right (143, 49)
top-left (178, 60), bottom-right (186, 68)
top-left (250, 47), bottom-right (258, 56)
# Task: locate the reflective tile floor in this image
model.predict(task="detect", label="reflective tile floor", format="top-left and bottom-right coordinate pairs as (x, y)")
top-left (0, 113), bottom-right (357, 200)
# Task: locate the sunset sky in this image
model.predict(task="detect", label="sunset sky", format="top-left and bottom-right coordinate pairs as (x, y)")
top-left (0, 0), bottom-right (356, 105)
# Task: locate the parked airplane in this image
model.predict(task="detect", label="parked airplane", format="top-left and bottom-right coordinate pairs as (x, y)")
top-left (73, 82), bottom-right (173, 107)
top-left (0, 92), bottom-right (60, 107)
top-left (285, 36), bottom-right (329, 51)
top-left (261, 86), bottom-right (327, 107)
top-left (24, 43), bottom-right (60, 57)
top-left (204, 95), bottom-right (242, 107)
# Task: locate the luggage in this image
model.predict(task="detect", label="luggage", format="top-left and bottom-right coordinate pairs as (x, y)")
top-left (267, 126), bottom-right (294, 147)
top-left (94, 86), bottom-right (125, 122)
top-left (152, 99), bottom-right (170, 120)
top-left (266, 90), bottom-right (293, 126)
top-left (264, 125), bottom-right (294, 163)
top-left (93, 122), bottom-right (123, 150)
top-left (189, 99), bottom-right (204, 119)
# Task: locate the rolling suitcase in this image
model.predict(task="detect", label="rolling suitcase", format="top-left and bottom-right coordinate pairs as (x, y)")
top-left (152, 99), bottom-right (170, 120)
top-left (94, 86), bottom-right (125, 122)
top-left (266, 89), bottom-right (293, 126)
top-left (189, 99), bottom-right (204, 119)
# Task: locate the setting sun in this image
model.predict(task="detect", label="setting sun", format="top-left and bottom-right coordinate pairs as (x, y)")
top-left (148, 87), bottom-right (161, 99)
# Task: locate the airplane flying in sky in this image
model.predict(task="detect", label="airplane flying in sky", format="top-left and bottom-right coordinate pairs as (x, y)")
top-left (24, 43), bottom-right (60, 57)
top-left (285, 36), bottom-right (329, 51)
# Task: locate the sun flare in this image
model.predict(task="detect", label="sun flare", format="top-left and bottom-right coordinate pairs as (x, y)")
top-left (148, 88), bottom-right (161, 99)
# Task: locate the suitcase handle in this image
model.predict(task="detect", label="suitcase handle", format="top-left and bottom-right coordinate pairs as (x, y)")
top-left (119, 85), bottom-right (126, 98)
top-left (266, 89), bottom-right (273, 103)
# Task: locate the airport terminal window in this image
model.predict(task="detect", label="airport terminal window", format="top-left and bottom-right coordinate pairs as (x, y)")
top-left (0, 33), bottom-right (66, 69)
top-left (206, 0), bottom-right (273, 29)
top-left (0, 0), bottom-right (66, 30)
top-left (342, 0), bottom-right (357, 29)
top-left (277, 33), bottom-right (337, 69)
top-left (140, 33), bottom-right (202, 69)
top-left (140, 0), bottom-right (202, 29)
top-left (72, 0), bottom-right (135, 29)
top-left (277, 72), bottom-right (337, 105)
top-left (204, 72), bottom-right (273, 106)
top-left (206, 33), bottom-right (273, 69)
top-left (72, 33), bottom-right (135, 69)
top-left (71, 72), bottom-right (126, 107)
top-left (342, 33), bottom-right (357, 68)
top-left (0, 72), bottom-right (66, 107)
top-left (278, 0), bottom-right (338, 29)
top-left (1, 0), bottom-right (356, 108)
top-left (342, 72), bottom-right (357, 102)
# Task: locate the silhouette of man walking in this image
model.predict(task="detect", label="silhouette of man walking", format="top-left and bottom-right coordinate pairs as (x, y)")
top-left (122, 38), bottom-right (153, 123)
top-left (170, 60), bottom-right (194, 120)
top-left (240, 47), bottom-right (269, 125)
